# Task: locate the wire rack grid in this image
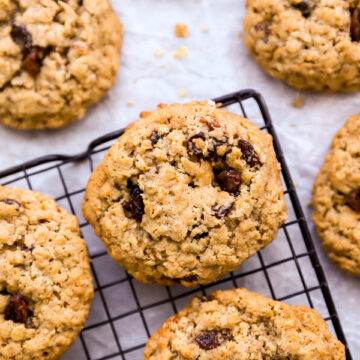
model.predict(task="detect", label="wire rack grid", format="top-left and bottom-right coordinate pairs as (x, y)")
top-left (0, 89), bottom-right (352, 360)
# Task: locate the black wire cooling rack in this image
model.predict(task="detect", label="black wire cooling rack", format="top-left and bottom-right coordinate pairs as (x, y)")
top-left (0, 89), bottom-right (352, 360)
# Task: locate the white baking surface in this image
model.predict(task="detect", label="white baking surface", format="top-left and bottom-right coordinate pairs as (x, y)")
top-left (2, 0), bottom-right (360, 357)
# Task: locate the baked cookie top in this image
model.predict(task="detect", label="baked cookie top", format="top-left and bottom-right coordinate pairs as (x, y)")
top-left (83, 101), bottom-right (287, 287)
top-left (313, 114), bottom-right (360, 274)
top-left (0, 0), bottom-right (122, 129)
top-left (0, 186), bottom-right (93, 360)
top-left (244, 0), bottom-right (360, 92)
top-left (144, 288), bottom-right (345, 359)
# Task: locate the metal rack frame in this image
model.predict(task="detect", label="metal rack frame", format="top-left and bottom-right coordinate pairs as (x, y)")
top-left (0, 89), bottom-right (352, 359)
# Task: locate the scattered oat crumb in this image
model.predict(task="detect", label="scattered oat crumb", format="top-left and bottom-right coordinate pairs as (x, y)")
top-left (133, 79), bottom-right (137, 84)
top-left (202, 26), bottom-right (209, 33)
top-left (178, 89), bottom-right (187, 97)
top-left (160, 64), bottom-right (166, 69)
top-left (154, 49), bottom-right (165, 57)
top-left (293, 181), bottom-right (298, 188)
top-left (126, 100), bottom-right (134, 107)
top-left (237, 30), bottom-right (243, 37)
top-left (196, 0), bottom-right (201, 2)
top-left (290, 123), bottom-right (296, 128)
top-left (167, 65), bottom-right (172, 72)
top-left (175, 23), bottom-right (190, 38)
top-left (172, 45), bottom-right (188, 59)
top-left (291, 97), bottom-right (304, 108)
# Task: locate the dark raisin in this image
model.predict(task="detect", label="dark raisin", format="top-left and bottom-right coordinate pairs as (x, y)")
top-left (254, 21), bottom-right (272, 42)
top-left (211, 203), bottom-right (234, 219)
top-left (187, 132), bottom-right (206, 158)
top-left (291, 1), bottom-right (316, 17)
top-left (150, 130), bottom-right (160, 145)
top-left (215, 169), bottom-right (241, 193)
top-left (238, 139), bottom-right (262, 168)
top-left (4, 294), bottom-right (30, 325)
top-left (20, 244), bottom-right (34, 252)
top-left (351, 8), bottom-right (360, 42)
top-left (26, 314), bottom-right (35, 329)
top-left (124, 186), bottom-right (144, 222)
top-left (346, 190), bottom-right (360, 212)
top-left (209, 136), bottom-right (229, 157)
top-left (182, 275), bottom-right (198, 282)
top-left (194, 232), bottom-right (209, 240)
top-left (197, 294), bottom-right (215, 302)
top-left (197, 295), bottom-right (210, 303)
top-left (195, 330), bottom-right (231, 350)
top-left (211, 136), bottom-right (227, 149)
top-left (23, 47), bottom-right (42, 76)
top-left (10, 25), bottom-right (33, 54)
top-left (0, 199), bottom-right (22, 207)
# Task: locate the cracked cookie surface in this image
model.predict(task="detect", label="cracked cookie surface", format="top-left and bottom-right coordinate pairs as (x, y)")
top-left (313, 114), bottom-right (360, 274)
top-left (0, 0), bottom-right (122, 129)
top-left (82, 101), bottom-right (287, 287)
top-left (244, 0), bottom-right (360, 92)
top-left (0, 186), bottom-right (93, 360)
top-left (144, 288), bottom-right (345, 359)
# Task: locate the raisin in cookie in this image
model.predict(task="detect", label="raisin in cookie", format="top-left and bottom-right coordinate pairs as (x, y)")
top-left (144, 288), bottom-right (345, 359)
top-left (82, 101), bottom-right (287, 287)
top-left (313, 114), bottom-right (360, 274)
top-left (0, 186), bottom-right (94, 359)
top-left (0, 0), bottom-right (122, 129)
top-left (244, 0), bottom-right (360, 92)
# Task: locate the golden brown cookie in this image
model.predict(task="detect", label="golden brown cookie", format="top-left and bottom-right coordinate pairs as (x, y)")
top-left (0, 0), bottom-right (123, 129)
top-left (82, 101), bottom-right (287, 287)
top-left (244, 0), bottom-right (360, 92)
top-left (0, 186), bottom-right (93, 359)
top-left (313, 113), bottom-right (360, 274)
top-left (144, 288), bottom-right (345, 359)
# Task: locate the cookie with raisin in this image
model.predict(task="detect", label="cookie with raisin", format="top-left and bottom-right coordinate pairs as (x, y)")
top-left (244, 0), bottom-right (360, 92)
top-left (0, 0), bottom-right (122, 129)
top-left (0, 186), bottom-right (93, 359)
top-left (82, 101), bottom-right (287, 286)
top-left (313, 113), bottom-right (360, 274)
top-left (144, 288), bottom-right (345, 359)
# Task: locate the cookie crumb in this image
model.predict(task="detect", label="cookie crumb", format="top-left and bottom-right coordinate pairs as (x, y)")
top-left (154, 49), bottom-right (165, 57)
top-left (172, 46), bottom-right (188, 59)
top-left (175, 24), bottom-right (190, 38)
top-left (178, 89), bottom-right (187, 98)
top-left (293, 181), bottom-right (298, 188)
top-left (126, 100), bottom-right (134, 107)
top-left (237, 30), bottom-right (243, 37)
top-left (291, 97), bottom-right (304, 108)
top-left (290, 123), bottom-right (296, 127)
top-left (202, 26), bottom-right (209, 33)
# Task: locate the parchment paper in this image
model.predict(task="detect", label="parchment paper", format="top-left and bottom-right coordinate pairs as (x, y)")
top-left (2, 0), bottom-right (359, 357)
